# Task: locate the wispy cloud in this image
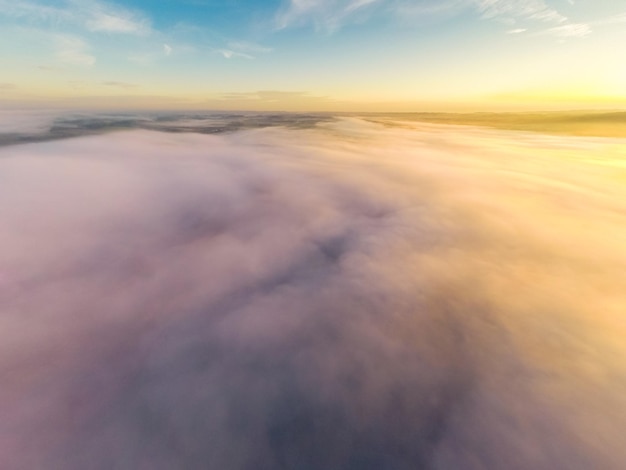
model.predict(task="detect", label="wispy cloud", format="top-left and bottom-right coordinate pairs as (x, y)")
top-left (276, 0), bottom-right (572, 32)
top-left (54, 35), bottom-right (96, 66)
top-left (0, 0), bottom-right (152, 36)
top-left (77, 0), bottom-right (151, 35)
top-left (0, 0), bottom-right (72, 23)
top-left (86, 12), bottom-right (150, 35)
top-left (227, 41), bottom-right (273, 55)
top-left (540, 22), bottom-right (591, 38)
top-left (212, 40), bottom-right (273, 60)
top-left (214, 49), bottom-right (254, 60)
top-left (473, 0), bottom-right (567, 23)
top-left (476, 1), bottom-right (604, 40)
top-left (0, 2), bottom-right (155, 70)
top-left (126, 42), bottom-right (196, 66)
top-left (37, 65), bottom-right (62, 72)
top-left (274, 0), bottom-right (601, 44)
top-left (592, 12), bottom-right (626, 26)
top-left (276, 0), bottom-right (382, 32)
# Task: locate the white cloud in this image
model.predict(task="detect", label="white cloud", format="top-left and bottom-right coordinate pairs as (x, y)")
top-left (344, 0), bottom-right (379, 14)
top-left (0, 0), bottom-right (72, 23)
top-left (127, 43), bottom-right (194, 66)
top-left (0, 0), bottom-right (151, 36)
top-left (276, 0), bottom-right (570, 32)
top-left (211, 41), bottom-right (272, 59)
top-left (214, 49), bottom-right (253, 60)
top-left (541, 22), bottom-right (591, 37)
top-left (274, 0), bottom-right (601, 43)
top-left (227, 41), bottom-right (273, 55)
top-left (473, 0), bottom-right (567, 23)
top-left (73, 0), bottom-right (152, 35)
top-left (210, 41), bottom-right (273, 60)
top-left (54, 35), bottom-right (96, 66)
top-left (592, 12), bottom-right (626, 26)
top-left (86, 12), bottom-right (150, 35)
top-left (276, 0), bottom-right (382, 32)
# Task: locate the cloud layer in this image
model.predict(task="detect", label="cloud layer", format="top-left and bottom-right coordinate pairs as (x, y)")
top-left (1, 119), bottom-right (626, 469)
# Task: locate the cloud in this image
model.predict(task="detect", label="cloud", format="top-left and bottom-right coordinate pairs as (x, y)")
top-left (54, 35), bottom-right (96, 66)
top-left (1, 117), bottom-right (626, 469)
top-left (473, 0), bottom-right (567, 23)
top-left (0, 0), bottom-right (152, 36)
top-left (85, 12), bottom-right (150, 35)
top-left (227, 41), bottom-right (273, 55)
top-left (214, 49), bottom-right (254, 60)
top-left (507, 27), bottom-right (527, 34)
top-left (541, 22), bottom-right (591, 38)
top-left (212, 41), bottom-right (274, 60)
top-left (77, 0), bottom-right (151, 35)
top-left (591, 12), bottom-right (626, 26)
top-left (0, 83), bottom-right (17, 90)
top-left (127, 42), bottom-right (194, 65)
top-left (276, 0), bottom-right (382, 32)
top-left (0, 0), bottom-right (72, 23)
top-left (275, 0), bottom-right (575, 33)
top-left (212, 38), bottom-right (272, 59)
top-left (0, 109), bottom-right (62, 133)
top-left (37, 65), bottom-right (62, 72)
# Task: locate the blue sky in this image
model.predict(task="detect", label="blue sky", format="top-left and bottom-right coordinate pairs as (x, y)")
top-left (1, 0), bottom-right (625, 110)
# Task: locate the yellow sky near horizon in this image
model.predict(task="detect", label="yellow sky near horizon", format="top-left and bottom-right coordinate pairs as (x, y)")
top-left (1, 0), bottom-right (625, 112)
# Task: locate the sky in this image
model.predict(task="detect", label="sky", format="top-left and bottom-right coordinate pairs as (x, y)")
top-left (1, 0), bottom-right (626, 111)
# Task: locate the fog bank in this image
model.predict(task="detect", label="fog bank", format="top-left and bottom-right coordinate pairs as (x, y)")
top-left (1, 119), bottom-right (626, 469)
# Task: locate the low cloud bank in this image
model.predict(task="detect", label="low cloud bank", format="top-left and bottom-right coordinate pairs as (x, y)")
top-left (0, 110), bottom-right (331, 147)
top-left (1, 120), bottom-right (626, 469)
